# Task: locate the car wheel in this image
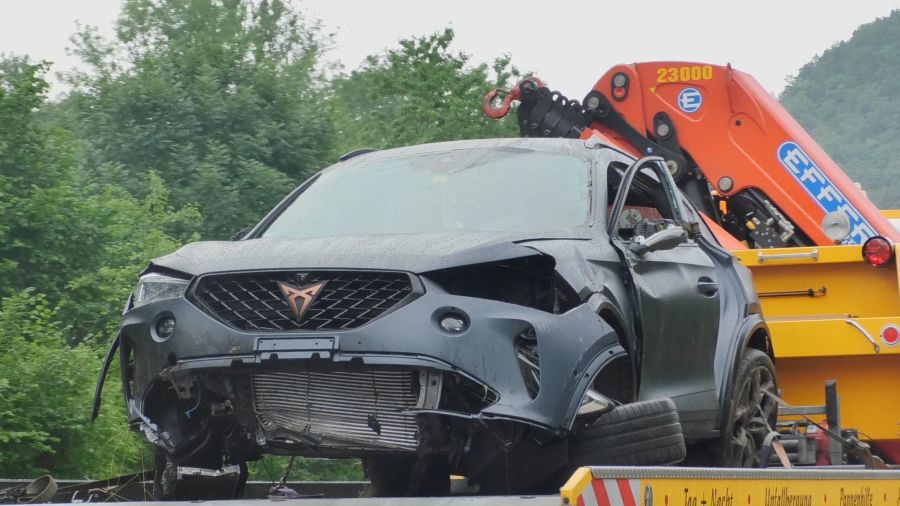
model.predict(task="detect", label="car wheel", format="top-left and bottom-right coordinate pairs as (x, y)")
top-left (717, 348), bottom-right (778, 467)
top-left (569, 398), bottom-right (686, 467)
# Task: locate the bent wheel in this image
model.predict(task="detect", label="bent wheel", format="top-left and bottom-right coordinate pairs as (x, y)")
top-left (717, 348), bottom-right (778, 467)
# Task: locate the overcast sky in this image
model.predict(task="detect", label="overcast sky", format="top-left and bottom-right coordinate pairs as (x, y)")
top-left (2, 0), bottom-right (899, 98)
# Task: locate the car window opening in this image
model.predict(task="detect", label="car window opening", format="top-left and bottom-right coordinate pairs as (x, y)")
top-left (607, 164), bottom-right (681, 241)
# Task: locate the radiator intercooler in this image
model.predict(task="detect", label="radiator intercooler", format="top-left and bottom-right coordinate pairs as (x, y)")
top-left (252, 368), bottom-right (422, 451)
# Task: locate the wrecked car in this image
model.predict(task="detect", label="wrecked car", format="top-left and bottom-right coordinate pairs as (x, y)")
top-left (93, 138), bottom-right (778, 497)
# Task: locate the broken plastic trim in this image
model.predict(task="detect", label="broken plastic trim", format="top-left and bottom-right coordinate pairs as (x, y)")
top-left (177, 465), bottom-right (242, 479)
top-left (425, 256), bottom-right (580, 314)
top-left (438, 371), bottom-right (500, 414)
top-left (90, 330), bottom-right (121, 421)
top-left (515, 326), bottom-right (540, 399)
top-left (577, 389), bottom-right (612, 416)
top-left (129, 399), bottom-right (175, 452)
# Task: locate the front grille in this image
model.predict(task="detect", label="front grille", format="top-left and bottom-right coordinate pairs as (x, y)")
top-left (253, 368), bottom-right (421, 451)
top-left (190, 270), bottom-right (415, 331)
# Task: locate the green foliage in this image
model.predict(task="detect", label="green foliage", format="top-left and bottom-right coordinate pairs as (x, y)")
top-left (62, 0), bottom-right (336, 238)
top-left (0, 59), bottom-right (52, 187)
top-left (0, 291), bottom-right (147, 478)
top-left (3, 177), bottom-right (201, 342)
top-left (330, 28), bottom-right (520, 153)
top-left (248, 456), bottom-right (363, 482)
top-left (0, 60), bottom-right (200, 343)
top-left (0, 57), bottom-right (190, 477)
top-left (780, 11), bottom-right (900, 209)
top-left (58, 177), bottom-right (201, 341)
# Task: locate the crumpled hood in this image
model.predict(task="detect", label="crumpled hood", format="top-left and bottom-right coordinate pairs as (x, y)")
top-left (151, 232), bottom-right (575, 275)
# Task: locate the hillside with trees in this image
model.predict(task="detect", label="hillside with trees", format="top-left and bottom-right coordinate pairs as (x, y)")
top-left (780, 10), bottom-right (900, 209)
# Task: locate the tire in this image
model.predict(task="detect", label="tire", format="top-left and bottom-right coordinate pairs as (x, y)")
top-left (715, 348), bottom-right (778, 467)
top-left (569, 398), bottom-right (686, 467)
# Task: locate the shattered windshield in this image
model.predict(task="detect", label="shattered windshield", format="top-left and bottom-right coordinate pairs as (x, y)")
top-left (262, 146), bottom-right (592, 238)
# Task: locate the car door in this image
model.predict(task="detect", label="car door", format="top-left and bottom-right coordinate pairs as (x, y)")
top-left (606, 157), bottom-right (721, 432)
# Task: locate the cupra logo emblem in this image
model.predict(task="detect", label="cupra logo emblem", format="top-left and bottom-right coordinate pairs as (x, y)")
top-left (277, 281), bottom-right (327, 321)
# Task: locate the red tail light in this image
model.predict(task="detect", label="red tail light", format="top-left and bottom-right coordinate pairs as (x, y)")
top-left (862, 236), bottom-right (894, 267)
top-left (882, 325), bottom-right (900, 347)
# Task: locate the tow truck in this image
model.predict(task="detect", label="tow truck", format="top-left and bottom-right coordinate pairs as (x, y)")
top-left (484, 61), bottom-right (900, 466)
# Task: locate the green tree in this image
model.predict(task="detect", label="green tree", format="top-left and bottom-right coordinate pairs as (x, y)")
top-left (62, 0), bottom-right (336, 238)
top-left (0, 59), bottom-right (200, 343)
top-left (0, 291), bottom-right (147, 478)
top-left (780, 11), bottom-right (900, 209)
top-left (0, 58), bottom-right (55, 284)
top-left (0, 58), bottom-right (204, 477)
top-left (330, 28), bottom-right (520, 154)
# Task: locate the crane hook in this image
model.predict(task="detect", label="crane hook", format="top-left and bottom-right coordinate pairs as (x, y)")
top-left (483, 78), bottom-right (544, 119)
top-left (483, 88), bottom-right (516, 119)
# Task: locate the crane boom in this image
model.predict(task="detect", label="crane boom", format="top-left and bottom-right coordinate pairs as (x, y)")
top-left (487, 62), bottom-right (899, 248)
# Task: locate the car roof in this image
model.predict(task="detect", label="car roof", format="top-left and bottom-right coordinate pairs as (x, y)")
top-left (334, 137), bottom-right (598, 166)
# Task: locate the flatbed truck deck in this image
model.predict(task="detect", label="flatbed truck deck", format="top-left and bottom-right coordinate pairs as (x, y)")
top-left (563, 467), bottom-right (900, 506)
top-left (7, 467), bottom-right (900, 504)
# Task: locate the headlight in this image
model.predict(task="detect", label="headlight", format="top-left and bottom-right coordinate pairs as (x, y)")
top-left (134, 273), bottom-right (190, 308)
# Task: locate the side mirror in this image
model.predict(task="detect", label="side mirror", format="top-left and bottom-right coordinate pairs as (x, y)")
top-left (629, 227), bottom-right (687, 256)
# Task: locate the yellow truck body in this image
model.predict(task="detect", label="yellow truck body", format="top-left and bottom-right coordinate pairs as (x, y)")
top-left (561, 467), bottom-right (900, 506)
top-left (733, 226), bottom-right (900, 461)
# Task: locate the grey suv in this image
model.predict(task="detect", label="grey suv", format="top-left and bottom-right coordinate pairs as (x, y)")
top-left (93, 138), bottom-right (777, 497)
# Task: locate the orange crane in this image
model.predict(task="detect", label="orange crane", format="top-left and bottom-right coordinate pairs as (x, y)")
top-left (485, 62), bottom-right (899, 249)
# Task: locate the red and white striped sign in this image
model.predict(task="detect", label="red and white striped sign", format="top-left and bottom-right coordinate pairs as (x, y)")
top-left (577, 479), bottom-right (642, 506)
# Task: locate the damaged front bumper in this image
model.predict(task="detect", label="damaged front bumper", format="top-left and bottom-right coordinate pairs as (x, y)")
top-left (100, 273), bottom-right (621, 457)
